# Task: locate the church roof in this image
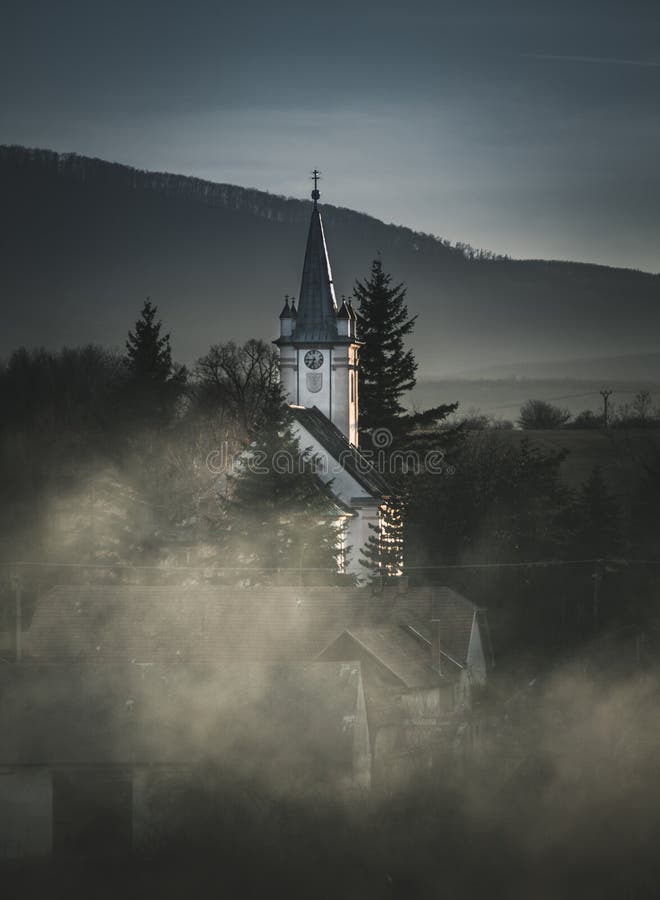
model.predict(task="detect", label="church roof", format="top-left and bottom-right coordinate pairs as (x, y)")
top-left (292, 203), bottom-right (340, 343)
top-left (290, 405), bottom-right (391, 498)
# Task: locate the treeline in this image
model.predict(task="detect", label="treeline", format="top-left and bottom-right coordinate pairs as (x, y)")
top-left (0, 305), bottom-right (277, 572)
top-left (350, 260), bottom-right (660, 658)
top-left (0, 298), bottom-right (350, 609)
top-left (0, 145), bottom-right (503, 264)
top-left (517, 397), bottom-right (660, 430)
top-left (1, 286), bottom-right (659, 660)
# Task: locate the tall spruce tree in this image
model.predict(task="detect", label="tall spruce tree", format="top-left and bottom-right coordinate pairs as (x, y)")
top-left (631, 450), bottom-right (660, 558)
top-left (353, 258), bottom-right (418, 443)
top-left (218, 384), bottom-right (347, 584)
top-left (126, 299), bottom-right (174, 380)
top-left (124, 298), bottom-right (186, 423)
top-left (354, 258), bottom-right (459, 582)
top-left (571, 465), bottom-right (622, 559)
top-left (359, 496), bottom-right (405, 583)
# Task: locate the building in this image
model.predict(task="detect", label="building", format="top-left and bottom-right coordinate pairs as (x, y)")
top-left (274, 175), bottom-right (388, 579)
top-left (0, 659), bottom-right (370, 859)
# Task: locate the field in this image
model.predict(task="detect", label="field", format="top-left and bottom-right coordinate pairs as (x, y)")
top-left (485, 427), bottom-right (660, 502)
top-left (408, 378), bottom-right (660, 423)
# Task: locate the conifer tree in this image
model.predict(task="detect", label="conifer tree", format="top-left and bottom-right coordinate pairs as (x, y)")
top-left (218, 385), bottom-right (346, 584)
top-left (353, 258), bottom-right (459, 579)
top-left (571, 465), bottom-right (622, 558)
top-left (631, 451), bottom-right (660, 558)
top-left (126, 299), bottom-right (174, 380)
top-left (360, 498), bottom-right (405, 583)
top-left (353, 259), bottom-right (418, 442)
top-left (124, 298), bottom-right (186, 423)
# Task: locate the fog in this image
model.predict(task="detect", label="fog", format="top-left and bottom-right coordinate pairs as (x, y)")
top-left (5, 639), bottom-right (660, 898)
top-left (2, 328), bottom-right (659, 897)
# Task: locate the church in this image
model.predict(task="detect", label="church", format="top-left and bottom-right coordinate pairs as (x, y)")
top-left (274, 175), bottom-right (390, 580)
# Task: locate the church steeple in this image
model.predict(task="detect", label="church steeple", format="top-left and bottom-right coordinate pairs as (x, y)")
top-left (275, 171), bottom-right (361, 447)
top-left (292, 170), bottom-right (339, 343)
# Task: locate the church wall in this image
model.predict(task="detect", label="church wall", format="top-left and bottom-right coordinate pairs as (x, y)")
top-left (278, 344), bottom-right (297, 404)
top-left (331, 349), bottom-right (349, 438)
top-left (344, 502), bottom-right (382, 580)
top-left (331, 343), bottom-right (359, 446)
top-left (295, 346), bottom-right (332, 419)
top-left (290, 421), bottom-right (382, 580)
top-left (279, 344), bottom-right (359, 446)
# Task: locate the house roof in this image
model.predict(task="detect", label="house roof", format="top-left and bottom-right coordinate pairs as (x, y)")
top-left (386, 586), bottom-right (480, 672)
top-left (26, 583), bottom-right (484, 680)
top-left (321, 625), bottom-right (440, 689)
top-left (27, 584), bottom-right (375, 663)
top-left (290, 405), bottom-right (391, 498)
top-left (0, 661), bottom-right (364, 776)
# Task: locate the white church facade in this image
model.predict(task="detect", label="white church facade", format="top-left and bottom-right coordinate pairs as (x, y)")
top-left (274, 177), bottom-right (389, 579)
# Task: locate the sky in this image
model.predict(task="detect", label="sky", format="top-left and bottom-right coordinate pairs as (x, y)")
top-left (1, 0), bottom-right (659, 272)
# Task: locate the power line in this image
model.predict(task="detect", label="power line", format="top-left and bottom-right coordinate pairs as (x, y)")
top-left (481, 391), bottom-right (603, 412)
top-left (475, 387), bottom-right (656, 414)
top-left (3, 557), bottom-right (659, 575)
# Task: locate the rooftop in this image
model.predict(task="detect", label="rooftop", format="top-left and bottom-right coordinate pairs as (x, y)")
top-left (25, 583), bottom-right (483, 682)
top-left (290, 405), bottom-right (391, 497)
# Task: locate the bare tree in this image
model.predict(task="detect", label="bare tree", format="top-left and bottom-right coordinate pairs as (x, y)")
top-left (518, 399), bottom-right (571, 430)
top-left (194, 339), bottom-right (279, 436)
top-left (632, 390), bottom-right (653, 425)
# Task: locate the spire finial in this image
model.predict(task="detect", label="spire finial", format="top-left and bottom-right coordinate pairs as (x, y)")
top-left (311, 168), bottom-right (321, 207)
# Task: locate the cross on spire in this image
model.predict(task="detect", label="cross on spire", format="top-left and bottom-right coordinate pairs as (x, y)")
top-left (311, 168), bottom-right (321, 206)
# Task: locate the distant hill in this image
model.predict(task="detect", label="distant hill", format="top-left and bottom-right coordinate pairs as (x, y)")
top-left (409, 378), bottom-right (660, 421)
top-left (1, 145), bottom-right (658, 374)
top-left (456, 352), bottom-right (660, 382)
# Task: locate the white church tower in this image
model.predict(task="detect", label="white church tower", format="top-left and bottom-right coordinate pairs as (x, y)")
top-left (275, 171), bottom-right (360, 447)
top-left (274, 173), bottom-right (390, 580)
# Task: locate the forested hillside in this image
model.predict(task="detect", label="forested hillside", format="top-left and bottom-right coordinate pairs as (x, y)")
top-left (1, 145), bottom-right (658, 374)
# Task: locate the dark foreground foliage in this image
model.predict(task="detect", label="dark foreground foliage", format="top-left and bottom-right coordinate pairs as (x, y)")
top-left (5, 741), bottom-right (660, 900)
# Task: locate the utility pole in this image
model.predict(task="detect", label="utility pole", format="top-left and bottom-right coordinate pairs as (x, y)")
top-left (298, 541), bottom-right (307, 589)
top-left (592, 561), bottom-right (603, 626)
top-left (10, 574), bottom-right (22, 663)
top-left (600, 389), bottom-right (613, 428)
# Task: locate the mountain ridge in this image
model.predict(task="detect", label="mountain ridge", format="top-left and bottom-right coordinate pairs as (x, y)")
top-left (1, 145), bottom-right (658, 375)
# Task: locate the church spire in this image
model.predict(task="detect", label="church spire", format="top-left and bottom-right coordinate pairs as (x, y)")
top-left (292, 170), bottom-right (339, 343)
top-left (311, 168), bottom-right (321, 208)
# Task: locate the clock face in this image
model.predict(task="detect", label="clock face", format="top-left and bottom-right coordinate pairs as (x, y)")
top-left (304, 349), bottom-right (324, 370)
